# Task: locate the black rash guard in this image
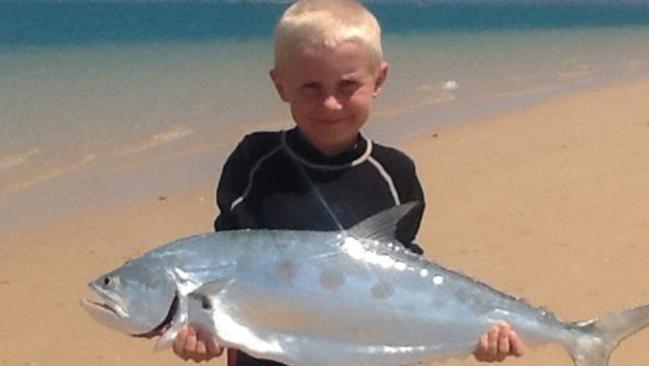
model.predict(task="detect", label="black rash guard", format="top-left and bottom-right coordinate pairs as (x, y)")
top-left (213, 128), bottom-right (426, 366)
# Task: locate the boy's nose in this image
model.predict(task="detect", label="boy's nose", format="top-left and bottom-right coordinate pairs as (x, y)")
top-left (323, 94), bottom-right (343, 110)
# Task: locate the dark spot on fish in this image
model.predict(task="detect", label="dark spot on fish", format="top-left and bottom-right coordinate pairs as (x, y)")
top-left (455, 288), bottom-right (470, 303)
top-left (0, 280), bottom-right (9, 286)
top-left (275, 259), bottom-right (298, 280)
top-left (320, 269), bottom-right (345, 291)
top-left (371, 282), bottom-right (394, 300)
top-left (432, 133), bottom-right (438, 138)
top-left (199, 295), bottom-right (213, 310)
top-left (158, 195), bottom-right (168, 201)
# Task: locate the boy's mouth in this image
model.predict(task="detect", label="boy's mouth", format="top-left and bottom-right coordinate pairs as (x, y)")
top-left (314, 117), bottom-right (347, 125)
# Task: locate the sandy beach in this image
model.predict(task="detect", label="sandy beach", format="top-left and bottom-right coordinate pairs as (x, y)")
top-left (2, 77), bottom-right (649, 366)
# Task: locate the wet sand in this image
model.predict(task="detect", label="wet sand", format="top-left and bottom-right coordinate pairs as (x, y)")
top-left (2, 78), bottom-right (649, 366)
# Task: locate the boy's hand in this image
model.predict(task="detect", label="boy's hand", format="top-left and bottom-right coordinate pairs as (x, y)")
top-left (474, 323), bottom-right (524, 362)
top-left (171, 323), bottom-right (523, 363)
top-left (173, 325), bottom-right (223, 362)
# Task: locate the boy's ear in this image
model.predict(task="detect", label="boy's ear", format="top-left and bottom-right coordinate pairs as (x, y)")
top-left (269, 69), bottom-right (289, 102)
top-left (372, 61), bottom-right (389, 97)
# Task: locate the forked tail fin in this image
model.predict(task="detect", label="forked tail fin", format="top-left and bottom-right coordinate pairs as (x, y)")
top-left (568, 304), bottom-right (649, 366)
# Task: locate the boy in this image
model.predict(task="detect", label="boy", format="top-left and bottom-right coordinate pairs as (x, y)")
top-left (174, 0), bottom-right (524, 365)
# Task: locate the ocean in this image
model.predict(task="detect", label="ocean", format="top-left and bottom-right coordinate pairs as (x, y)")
top-left (2, 0), bottom-right (649, 230)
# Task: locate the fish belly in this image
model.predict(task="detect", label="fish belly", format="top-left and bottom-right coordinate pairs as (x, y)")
top-left (186, 260), bottom-right (517, 364)
top-left (182, 233), bottom-right (568, 365)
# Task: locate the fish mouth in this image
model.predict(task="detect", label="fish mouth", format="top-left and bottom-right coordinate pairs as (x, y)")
top-left (81, 297), bottom-right (120, 317)
top-left (132, 292), bottom-right (179, 339)
top-left (81, 290), bottom-right (179, 339)
top-left (80, 291), bottom-right (130, 334)
top-left (81, 283), bottom-right (127, 319)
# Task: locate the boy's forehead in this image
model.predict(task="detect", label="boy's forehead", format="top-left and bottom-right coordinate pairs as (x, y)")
top-left (278, 40), bottom-right (377, 72)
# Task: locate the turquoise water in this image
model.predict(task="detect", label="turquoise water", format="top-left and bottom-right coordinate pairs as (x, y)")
top-left (2, 1), bottom-right (649, 230)
top-left (3, 2), bottom-right (649, 45)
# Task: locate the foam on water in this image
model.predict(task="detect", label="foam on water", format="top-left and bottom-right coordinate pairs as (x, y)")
top-left (0, 153), bottom-right (96, 204)
top-left (0, 149), bottom-right (41, 171)
top-left (115, 125), bottom-right (195, 156)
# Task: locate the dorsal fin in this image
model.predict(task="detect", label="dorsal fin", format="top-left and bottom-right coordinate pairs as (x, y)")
top-left (347, 201), bottom-right (419, 243)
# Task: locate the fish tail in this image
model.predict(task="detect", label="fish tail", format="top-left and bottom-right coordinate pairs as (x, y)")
top-left (567, 304), bottom-right (649, 366)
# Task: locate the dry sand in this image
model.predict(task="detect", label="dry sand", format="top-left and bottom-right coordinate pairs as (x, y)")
top-left (1, 78), bottom-right (649, 366)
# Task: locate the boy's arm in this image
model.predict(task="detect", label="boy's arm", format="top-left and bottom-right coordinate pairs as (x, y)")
top-left (213, 132), bottom-right (282, 231)
top-left (213, 142), bottom-right (249, 231)
top-left (175, 134), bottom-right (267, 363)
top-left (174, 140), bottom-right (252, 363)
top-left (213, 134), bottom-right (265, 231)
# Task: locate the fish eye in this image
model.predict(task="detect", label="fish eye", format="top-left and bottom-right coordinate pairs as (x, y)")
top-left (102, 276), bottom-right (112, 287)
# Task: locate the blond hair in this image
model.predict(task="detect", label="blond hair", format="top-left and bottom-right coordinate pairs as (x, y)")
top-left (274, 0), bottom-right (383, 72)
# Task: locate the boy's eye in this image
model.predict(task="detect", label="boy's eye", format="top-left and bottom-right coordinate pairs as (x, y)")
top-left (300, 82), bottom-right (321, 95)
top-left (339, 79), bottom-right (360, 93)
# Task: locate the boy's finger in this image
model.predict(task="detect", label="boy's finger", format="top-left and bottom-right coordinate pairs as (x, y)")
top-left (478, 333), bottom-right (489, 350)
top-left (509, 330), bottom-right (525, 357)
top-left (205, 336), bottom-right (223, 357)
top-left (184, 328), bottom-right (199, 354)
top-left (475, 333), bottom-right (490, 361)
top-left (195, 325), bottom-right (223, 357)
top-left (497, 324), bottom-right (510, 355)
top-left (487, 325), bottom-right (499, 357)
top-left (195, 340), bottom-right (208, 356)
top-left (172, 327), bottom-right (190, 358)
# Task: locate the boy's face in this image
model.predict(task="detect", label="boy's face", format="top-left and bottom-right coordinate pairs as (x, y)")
top-left (270, 41), bottom-right (388, 156)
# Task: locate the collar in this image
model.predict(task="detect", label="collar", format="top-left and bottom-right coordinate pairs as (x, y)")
top-left (281, 128), bottom-right (372, 169)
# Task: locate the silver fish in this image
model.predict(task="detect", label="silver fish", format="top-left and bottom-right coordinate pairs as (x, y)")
top-left (82, 203), bottom-right (649, 366)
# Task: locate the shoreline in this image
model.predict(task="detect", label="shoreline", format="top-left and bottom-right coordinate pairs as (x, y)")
top-left (2, 70), bottom-right (643, 235)
top-left (5, 20), bottom-right (649, 230)
top-left (2, 77), bottom-right (649, 365)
